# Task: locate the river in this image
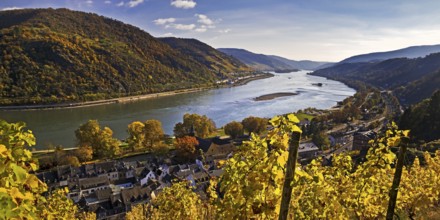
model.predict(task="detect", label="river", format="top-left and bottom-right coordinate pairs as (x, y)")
top-left (1, 70), bottom-right (355, 149)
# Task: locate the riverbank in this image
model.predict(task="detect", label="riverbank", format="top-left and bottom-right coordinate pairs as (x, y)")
top-left (2, 70), bottom-right (356, 149)
top-left (0, 88), bottom-right (211, 111)
top-left (230, 73), bottom-right (273, 87)
top-left (254, 92), bottom-right (299, 101)
top-left (0, 73), bottom-right (273, 111)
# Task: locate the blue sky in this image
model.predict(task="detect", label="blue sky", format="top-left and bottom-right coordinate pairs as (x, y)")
top-left (1, 0), bottom-right (440, 62)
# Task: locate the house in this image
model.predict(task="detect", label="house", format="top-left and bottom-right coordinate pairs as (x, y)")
top-left (196, 136), bottom-right (237, 159)
top-left (140, 170), bottom-right (156, 186)
top-left (121, 184), bottom-right (157, 208)
top-left (298, 142), bottom-right (319, 158)
top-left (77, 192), bottom-right (125, 220)
top-left (208, 169), bottom-right (224, 178)
top-left (57, 165), bottom-right (72, 179)
top-left (95, 161), bottom-right (117, 174)
top-left (328, 135), bottom-right (336, 147)
top-left (187, 171), bottom-right (210, 186)
top-left (79, 176), bottom-right (110, 197)
top-left (159, 173), bottom-right (173, 186)
top-left (36, 147), bottom-right (231, 218)
top-left (36, 170), bottom-right (58, 189)
top-left (99, 171), bottom-right (119, 182)
top-left (121, 186), bottom-right (149, 205)
top-left (174, 169), bottom-right (193, 180)
top-left (113, 177), bottom-right (136, 189)
top-left (299, 119), bottom-right (310, 127)
top-left (352, 130), bottom-right (376, 153)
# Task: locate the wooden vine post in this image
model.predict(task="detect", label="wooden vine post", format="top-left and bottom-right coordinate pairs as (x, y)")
top-left (278, 131), bottom-right (301, 220)
top-left (386, 136), bottom-right (410, 220)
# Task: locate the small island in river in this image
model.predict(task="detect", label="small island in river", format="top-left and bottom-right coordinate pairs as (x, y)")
top-left (274, 69), bottom-right (300, 73)
top-left (312, 83), bottom-right (323, 87)
top-left (254, 92), bottom-right (299, 101)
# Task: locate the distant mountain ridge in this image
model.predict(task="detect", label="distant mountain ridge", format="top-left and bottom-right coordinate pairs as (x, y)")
top-left (218, 48), bottom-right (332, 71)
top-left (340, 44), bottom-right (440, 63)
top-left (0, 8), bottom-right (249, 105)
top-left (158, 38), bottom-right (248, 75)
top-left (312, 53), bottom-right (440, 105)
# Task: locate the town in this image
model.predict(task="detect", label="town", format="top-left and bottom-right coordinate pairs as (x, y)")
top-left (34, 87), bottom-right (401, 219)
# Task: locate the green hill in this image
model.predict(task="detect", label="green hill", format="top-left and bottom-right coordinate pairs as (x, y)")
top-left (159, 38), bottom-right (249, 75)
top-left (0, 8), bottom-right (248, 105)
top-left (399, 90), bottom-right (440, 142)
top-left (311, 53), bottom-right (440, 105)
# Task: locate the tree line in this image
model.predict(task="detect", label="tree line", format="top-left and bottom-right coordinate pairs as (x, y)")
top-left (40, 113), bottom-right (269, 168)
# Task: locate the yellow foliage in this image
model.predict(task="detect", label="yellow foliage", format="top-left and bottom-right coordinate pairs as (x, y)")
top-left (0, 120), bottom-right (85, 219)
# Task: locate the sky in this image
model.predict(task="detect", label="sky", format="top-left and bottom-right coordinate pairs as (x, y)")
top-left (1, 0), bottom-right (440, 62)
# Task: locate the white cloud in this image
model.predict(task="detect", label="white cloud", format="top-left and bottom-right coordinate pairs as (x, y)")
top-left (104, 0), bottom-right (112, 4)
top-left (195, 27), bottom-right (207, 33)
top-left (167, 23), bottom-right (196, 30)
top-left (194, 14), bottom-right (218, 32)
top-left (218, 29), bottom-right (231, 34)
top-left (85, 0), bottom-right (93, 4)
top-left (171, 0), bottom-right (196, 9)
top-left (174, 24), bottom-right (196, 30)
top-left (153, 18), bottom-right (176, 25)
top-left (127, 0), bottom-right (144, 7)
top-left (116, 1), bottom-right (124, 6)
top-left (1, 7), bottom-right (22, 11)
top-left (195, 14), bottom-right (213, 25)
top-left (161, 33), bottom-right (174, 37)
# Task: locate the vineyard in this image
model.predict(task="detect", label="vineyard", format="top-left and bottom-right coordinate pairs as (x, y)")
top-left (1, 115), bottom-right (440, 219)
top-left (127, 115), bottom-right (440, 219)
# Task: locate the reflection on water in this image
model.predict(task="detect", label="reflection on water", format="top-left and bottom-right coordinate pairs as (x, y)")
top-left (1, 70), bottom-right (355, 149)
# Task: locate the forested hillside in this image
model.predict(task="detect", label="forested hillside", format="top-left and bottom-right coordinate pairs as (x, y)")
top-left (218, 48), bottom-right (293, 71)
top-left (399, 90), bottom-right (440, 142)
top-left (311, 53), bottom-right (440, 105)
top-left (0, 8), bottom-right (248, 105)
top-left (159, 37), bottom-right (249, 75)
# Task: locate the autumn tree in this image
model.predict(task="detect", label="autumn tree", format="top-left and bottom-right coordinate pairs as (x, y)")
top-left (224, 121), bottom-right (244, 139)
top-left (174, 113), bottom-right (216, 138)
top-left (0, 120), bottom-right (79, 219)
top-left (62, 155), bottom-right (81, 167)
top-left (173, 122), bottom-right (186, 138)
top-left (144, 120), bottom-right (164, 150)
top-left (45, 144), bottom-right (67, 166)
top-left (150, 181), bottom-right (203, 219)
top-left (75, 120), bottom-right (120, 159)
top-left (127, 120), bottom-right (165, 152)
top-left (77, 211), bottom-right (97, 220)
top-left (126, 204), bottom-right (148, 220)
top-left (175, 136), bottom-right (199, 161)
top-left (241, 116), bottom-right (267, 135)
top-left (39, 188), bottom-right (78, 219)
top-left (75, 145), bottom-right (93, 162)
top-left (127, 121), bottom-right (145, 151)
top-left (312, 131), bottom-right (330, 150)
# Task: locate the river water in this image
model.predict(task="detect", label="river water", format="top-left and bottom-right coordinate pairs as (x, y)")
top-left (1, 70), bottom-right (355, 149)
